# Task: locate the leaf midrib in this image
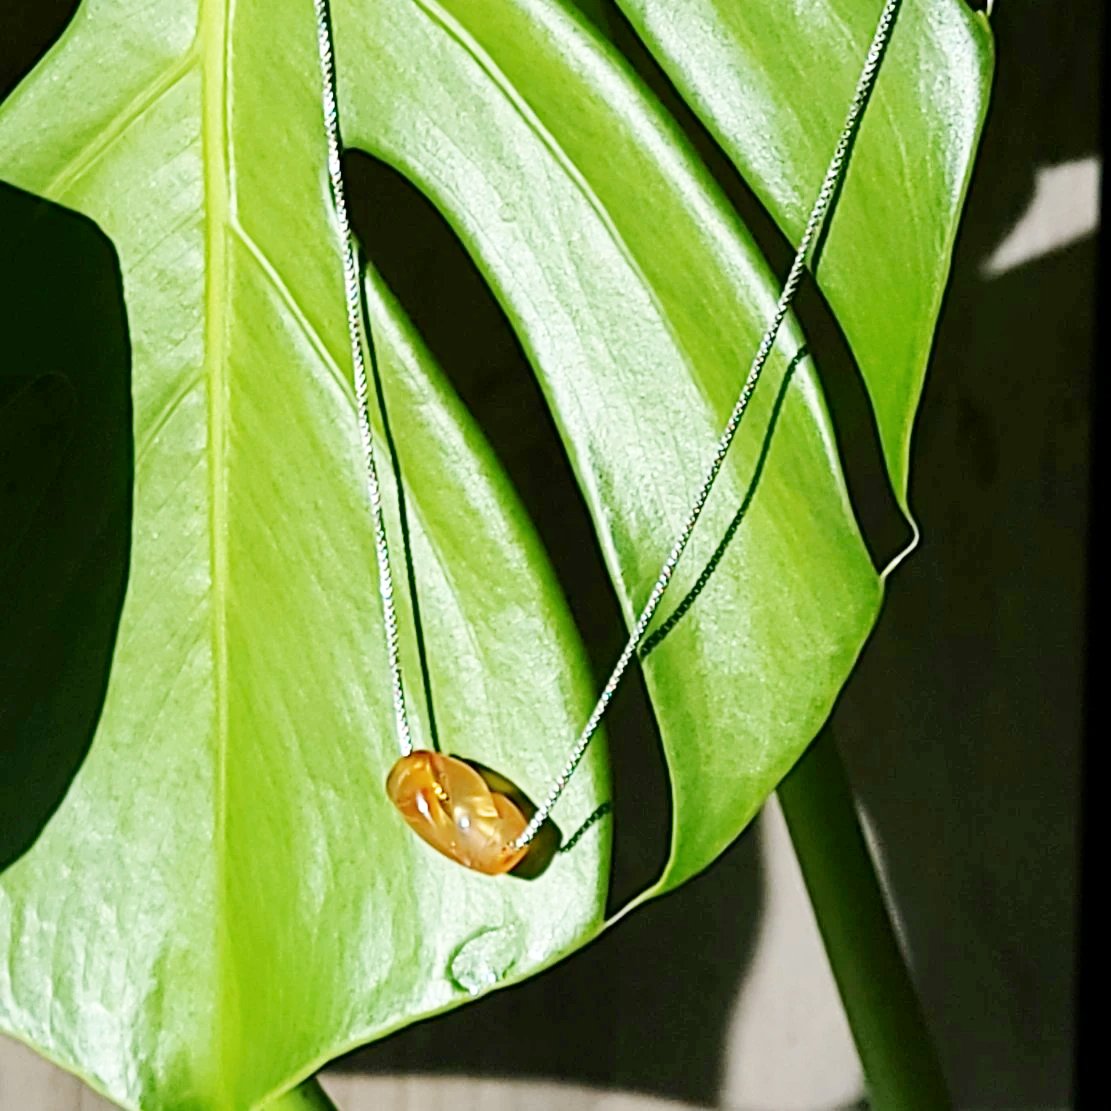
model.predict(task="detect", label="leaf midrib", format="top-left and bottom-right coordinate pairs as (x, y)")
top-left (199, 0), bottom-right (236, 1100)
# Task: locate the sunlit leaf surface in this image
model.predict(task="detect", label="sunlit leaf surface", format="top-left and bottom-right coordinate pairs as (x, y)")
top-left (0, 0), bottom-right (991, 1105)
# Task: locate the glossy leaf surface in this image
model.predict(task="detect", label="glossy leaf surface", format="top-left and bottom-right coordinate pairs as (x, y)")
top-left (615, 0), bottom-right (994, 520)
top-left (0, 0), bottom-right (991, 1106)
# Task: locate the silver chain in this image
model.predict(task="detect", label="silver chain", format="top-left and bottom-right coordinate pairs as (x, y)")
top-left (315, 0), bottom-right (412, 756)
top-left (313, 0), bottom-right (899, 851)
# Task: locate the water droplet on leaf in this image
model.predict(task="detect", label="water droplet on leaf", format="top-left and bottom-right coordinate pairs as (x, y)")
top-left (448, 924), bottom-right (522, 995)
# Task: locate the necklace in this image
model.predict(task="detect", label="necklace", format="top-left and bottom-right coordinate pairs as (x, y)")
top-left (312, 0), bottom-right (899, 875)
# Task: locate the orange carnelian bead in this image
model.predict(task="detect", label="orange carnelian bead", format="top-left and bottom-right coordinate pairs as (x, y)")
top-left (386, 751), bottom-right (528, 875)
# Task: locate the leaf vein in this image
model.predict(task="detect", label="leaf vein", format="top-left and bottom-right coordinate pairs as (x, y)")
top-left (135, 372), bottom-right (203, 468)
top-left (229, 223), bottom-right (352, 400)
top-left (45, 51), bottom-right (199, 201)
top-left (411, 0), bottom-right (702, 382)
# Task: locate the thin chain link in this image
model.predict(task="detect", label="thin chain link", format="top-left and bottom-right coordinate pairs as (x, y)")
top-left (311, 0), bottom-right (899, 850)
top-left (314, 0), bottom-right (412, 756)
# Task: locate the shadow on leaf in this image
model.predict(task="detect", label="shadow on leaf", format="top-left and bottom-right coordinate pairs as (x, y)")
top-left (0, 183), bottom-right (132, 872)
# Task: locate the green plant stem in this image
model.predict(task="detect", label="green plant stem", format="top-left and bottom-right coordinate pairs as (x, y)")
top-left (777, 728), bottom-right (950, 1110)
top-left (262, 1078), bottom-right (338, 1111)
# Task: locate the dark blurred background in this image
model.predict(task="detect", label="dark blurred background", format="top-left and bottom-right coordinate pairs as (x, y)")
top-left (0, 1), bottom-right (1095, 1108)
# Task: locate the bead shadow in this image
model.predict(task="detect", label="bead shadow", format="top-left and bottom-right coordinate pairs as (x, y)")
top-left (0, 182), bottom-right (133, 872)
top-left (462, 761), bottom-right (561, 879)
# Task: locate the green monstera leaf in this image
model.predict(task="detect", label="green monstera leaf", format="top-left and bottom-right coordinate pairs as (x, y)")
top-left (0, 0), bottom-right (992, 1107)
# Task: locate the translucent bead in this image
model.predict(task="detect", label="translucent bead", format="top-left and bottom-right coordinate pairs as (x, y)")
top-left (386, 751), bottom-right (528, 875)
